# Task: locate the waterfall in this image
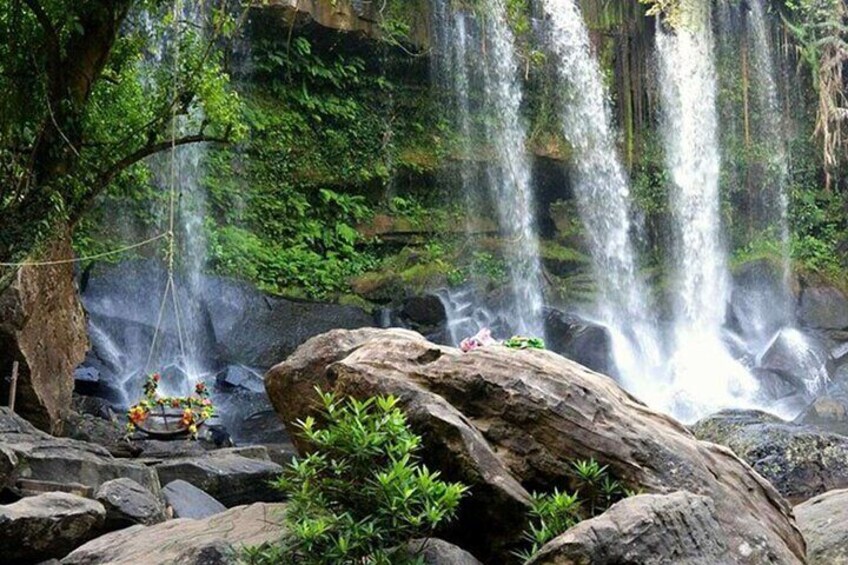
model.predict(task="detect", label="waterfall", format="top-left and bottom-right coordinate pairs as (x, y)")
top-left (432, 0), bottom-right (545, 340)
top-left (747, 0), bottom-right (793, 325)
top-left (81, 3), bottom-right (215, 403)
top-left (539, 0), bottom-right (664, 396)
top-left (656, 3), bottom-right (759, 420)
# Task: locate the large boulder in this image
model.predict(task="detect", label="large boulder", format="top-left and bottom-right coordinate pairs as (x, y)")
top-left (62, 502), bottom-right (286, 564)
top-left (798, 285), bottom-right (848, 330)
top-left (0, 491), bottom-right (105, 563)
top-left (756, 328), bottom-right (831, 394)
top-left (794, 489), bottom-right (848, 564)
top-left (94, 478), bottom-right (166, 530)
top-left (267, 328), bottom-right (531, 561)
top-left (0, 235), bottom-right (87, 434)
top-left (528, 492), bottom-right (730, 564)
top-left (201, 274), bottom-right (375, 370)
top-left (266, 329), bottom-right (806, 564)
top-left (0, 407), bottom-right (159, 496)
top-left (162, 479), bottom-right (227, 519)
top-left (543, 309), bottom-right (613, 375)
top-left (692, 409), bottom-right (848, 504)
top-left (406, 538), bottom-right (483, 564)
top-left (153, 451), bottom-right (283, 507)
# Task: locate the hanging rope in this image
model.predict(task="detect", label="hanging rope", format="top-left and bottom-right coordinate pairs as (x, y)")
top-left (143, 0), bottom-right (189, 374)
top-left (0, 233), bottom-right (168, 267)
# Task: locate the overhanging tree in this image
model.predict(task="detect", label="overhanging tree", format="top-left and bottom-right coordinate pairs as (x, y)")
top-left (0, 0), bottom-right (245, 268)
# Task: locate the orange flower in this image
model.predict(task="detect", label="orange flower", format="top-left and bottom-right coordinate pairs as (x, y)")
top-left (128, 406), bottom-right (148, 425)
top-left (181, 408), bottom-right (194, 427)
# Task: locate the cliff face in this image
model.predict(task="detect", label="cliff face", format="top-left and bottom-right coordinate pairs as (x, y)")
top-left (256, 0), bottom-right (431, 46)
top-left (0, 234), bottom-right (88, 434)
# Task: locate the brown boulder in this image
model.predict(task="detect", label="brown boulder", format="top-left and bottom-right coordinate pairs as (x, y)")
top-left (528, 492), bottom-right (730, 564)
top-left (62, 502), bottom-right (286, 564)
top-left (0, 234), bottom-right (87, 434)
top-left (795, 489), bottom-right (848, 564)
top-left (266, 328), bottom-right (531, 561)
top-left (266, 329), bottom-right (806, 564)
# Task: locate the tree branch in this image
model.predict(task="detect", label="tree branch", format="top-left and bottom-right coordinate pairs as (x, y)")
top-left (68, 133), bottom-right (230, 225)
top-left (22, 0), bottom-right (61, 69)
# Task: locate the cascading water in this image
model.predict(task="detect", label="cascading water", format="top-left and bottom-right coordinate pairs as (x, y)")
top-left (432, 0), bottom-right (545, 341)
top-left (539, 0), bottom-right (664, 397)
top-left (748, 0), bottom-right (790, 269)
top-left (81, 3), bottom-right (216, 403)
top-left (656, 2), bottom-right (759, 420)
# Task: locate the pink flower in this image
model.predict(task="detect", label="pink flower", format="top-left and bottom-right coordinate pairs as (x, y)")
top-left (460, 328), bottom-right (498, 352)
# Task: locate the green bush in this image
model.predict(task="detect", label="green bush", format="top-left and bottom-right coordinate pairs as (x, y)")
top-left (243, 391), bottom-right (468, 565)
top-left (515, 459), bottom-right (631, 562)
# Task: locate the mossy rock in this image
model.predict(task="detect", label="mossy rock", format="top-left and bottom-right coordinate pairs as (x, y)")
top-left (692, 409), bottom-right (848, 505)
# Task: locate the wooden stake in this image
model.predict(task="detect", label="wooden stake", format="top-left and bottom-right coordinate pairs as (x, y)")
top-left (8, 361), bottom-right (18, 411)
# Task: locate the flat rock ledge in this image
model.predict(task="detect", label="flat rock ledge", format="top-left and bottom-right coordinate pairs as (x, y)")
top-left (62, 502), bottom-right (286, 565)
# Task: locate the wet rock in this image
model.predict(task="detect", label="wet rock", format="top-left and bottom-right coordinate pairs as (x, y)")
top-left (71, 393), bottom-right (117, 421)
top-left (757, 328), bottom-right (831, 393)
top-left (0, 492), bottom-right (105, 563)
top-left (211, 389), bottom-right (289, 445)
top-left (399, 294), bottom-right (447, 333)
top-left (215, 364), bottom-right (264, 393)
top-left (794, 392), bottom-right (848, 436)
top-left (161, 479), bottom-right (226, 519)
top-left (202, 274), bottom-right (373, 370)
top-left (95, 478), bottom-right (166, 530)
top-left (693, 409), bottom-right (848, 504)
top-left (543, 309), bottom-right (613, 375)
top-left (729, 258), bottom-right (793, 344)
top-left (406, 538), bottom-right (482, 564)
top-left (81, 260), bottom-right (218, 377)
top-left (62, 502), bottom-right (286, 564)
top-left (0, 235), bottom-right (88, 434)
top-left (267, 328), bottom-right (805, 564)
top-left (794, 488), bottom-right (848, 564)
top-left (0, 408), bottom-right (159, 496)
top-left (528, 492), bottom-right (730, 565)
top-left (752, 368), bottom-right (802, 402)
top-left (798, 285), bottom-right (848, 330)
top-left (154, 451), bottom-right (283, 507)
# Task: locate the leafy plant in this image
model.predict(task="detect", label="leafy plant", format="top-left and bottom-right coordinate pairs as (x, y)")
top-left (503, 336), bottom-right (546, 350)
top-left (244, 391), bottom-right (468, 564)
top-left (515, 459), bottom-right (631, 562)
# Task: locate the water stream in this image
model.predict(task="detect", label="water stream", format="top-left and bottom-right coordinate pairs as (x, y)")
top-left (540, 0), bottom-right (665, 396)
top-left (656, 3), bottom-right (760, 420)
top-left (432, 0), bottom-right (545, 340)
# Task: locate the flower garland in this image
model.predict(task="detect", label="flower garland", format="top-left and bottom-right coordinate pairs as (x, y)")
top-left (460, 328), bottom-right (546, 352)
top-left (126, 373), bottom-right (215, 439)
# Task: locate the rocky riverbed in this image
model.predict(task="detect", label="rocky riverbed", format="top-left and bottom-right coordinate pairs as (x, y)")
top-left (1, 328), bottom-right (848, 563)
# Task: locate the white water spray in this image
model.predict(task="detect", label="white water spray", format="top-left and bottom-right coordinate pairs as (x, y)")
top-left (432, 0), bottom-right (545, 340)
top-left (656, 3), bottom-right (759, 420)
top-left (540, 0), bottom-right (664, 395)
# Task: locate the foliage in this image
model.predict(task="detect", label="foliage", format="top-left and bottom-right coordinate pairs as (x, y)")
top-left (638, 0), bottom-right (684, 28)
top-left (243, 391), bottom-right (468, 564)
top-left (503, 336), bottom-right (546, 350)
top-left (515, 459), bottom-right (631, 562)
top-left (781, 0), bottom-right (848, 187)
top-left (203, 30), bottom-right (448, 298)
top-left (125, 372), bottom-right (214, 439)
top-left (0, 0), bottom-right (244, 266)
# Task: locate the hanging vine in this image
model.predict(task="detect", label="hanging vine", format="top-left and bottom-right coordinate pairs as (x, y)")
top-left (783, 0), bottom-right (848, 190)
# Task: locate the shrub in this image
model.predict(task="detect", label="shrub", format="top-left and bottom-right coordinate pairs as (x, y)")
top-left (515, 459), bottom-right (632, 562)
top-left (243, 391), bottom-right (468, 564)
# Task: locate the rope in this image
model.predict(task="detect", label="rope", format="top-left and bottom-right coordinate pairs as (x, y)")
top-left (0, 233), bottom-right (169, 267)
